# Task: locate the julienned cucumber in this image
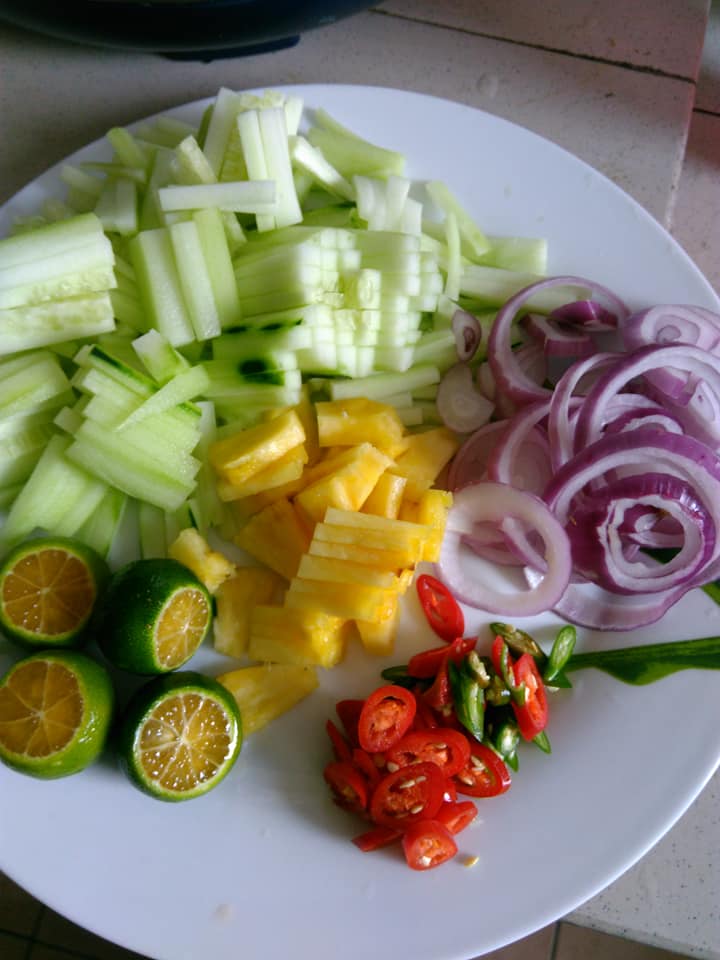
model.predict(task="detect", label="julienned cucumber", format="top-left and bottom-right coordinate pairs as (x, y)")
top-left (565, 635), bottom-right (720, 685)
top-left (0, 86), bottom-right (558, 559)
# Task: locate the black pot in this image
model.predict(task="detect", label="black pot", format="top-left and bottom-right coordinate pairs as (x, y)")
top-left (0, 0), bottom-right (373, 59)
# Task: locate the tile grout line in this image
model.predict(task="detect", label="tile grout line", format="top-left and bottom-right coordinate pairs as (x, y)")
top-left (694, 106), bottom-right (720, 118)
top-left (369, 7), bottom-right (700, 84)
top-left (548, 921), bottom-right (561, 960)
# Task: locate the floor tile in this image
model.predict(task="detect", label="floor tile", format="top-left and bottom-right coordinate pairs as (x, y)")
top-left (0, 871), bottom-right (45, 937)
top-left (36, 909), bottom-right (148, 960)
top-left (0, 12), bottom-right (695, 227)
top-left (670, 110), bottom-right (720, 292)
top-left (375, 0), bottom-right (710, 78)
top-left (472, 923), bottom-right (555, 959)
top-left (555, 922), bottom-right (694, 960)
top-left (569, 769), bottom-right (720, 960)
top-left (697, 0), bottom-right (720, 112)
top-left (0, 930), bottom-right (31, 960)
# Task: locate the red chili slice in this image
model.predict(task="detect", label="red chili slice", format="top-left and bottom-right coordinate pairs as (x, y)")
top-left (512, 653), bottom-right (549, 740)
top-left (357, 685), bottom-right (416, 753)
top-left (408, 636), bottom-right (477, 678)
top-left (491, 634), bottom-right (508, 677)
top-left (416, 573), bottom-right (465, 643)
top-left (326, 718), bottom-right (352, 762)
top-left (402, 819), bottom-right (458, 870)
top-left (435, 799), bottom-right (478, 835)
top-left (336, 699), bottom-right (365, 747)
top-left (369, 761), bottom-right (445, 829)
top-left (352, 747), bottom-right (382, 786)
top-left (352, 825), bottom-right (403, 852)
top-left (323, 761), bottom-right (369, 813)
top-left (386, 728), bottom-right (471, 779)
top-left (422, 657), bottom-right (453, 712)
top-left (412, 689), bottom-right (440, 730)
top-left (454, 743), bottom-right (512, 798)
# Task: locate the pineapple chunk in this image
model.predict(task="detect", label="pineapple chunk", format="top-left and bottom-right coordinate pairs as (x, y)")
top-left (309, 536), bottom-right (414, 572)
top-left (297, 554), bottom-right (399, 589)
top-left (416, 488), bottom-right (453, 561)
top-left (235, 497), bottom-right (312, 580)
top-left (356, 594), bottom-right (400, 656)
top-left (217, 443), bottom-right (308, 501)
top-left (209, 409), bottom-right (305, 486)
top-left (312, 519), bottom-right (425, 564)
top-left (168, 527), bottom-right (235, 594)
top-left (248, 606), bottom-right (348, 668)
top-left (286, 578), bottom-right (397, 622)
top-left (217, 663), bottom-right (319, 735)
top-left (264, 388), bottom-right (320, 466)
top-left (362, 471), bottom-right (407, 519)
top-left (213, 566), bottom-right (285, 658)
top-left (398, 500), bottom-right (419, 522)
top-left (294, 442), bottom-right (393, 524)
top-left (315, 397), bottom-right (405, 452)
top-left (390, 426), bottom-right (460, 500)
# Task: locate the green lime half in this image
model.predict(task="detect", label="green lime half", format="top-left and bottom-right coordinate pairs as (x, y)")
top-left (116, 671), bottom-right (242, 802)
top-left (95, 558), bottom-right (212, 675)
top-left (0, 537), bottom-right (109, 650)
top-left (0, 650), bottom-right (115, 779)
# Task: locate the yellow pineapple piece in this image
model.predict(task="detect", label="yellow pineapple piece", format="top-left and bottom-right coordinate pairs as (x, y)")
top-left (309, 536), bottom-right (416, 572)
top-left (398, 500), bottom-right (419, 522)
top-left (286, 578), bottom-right (397, 622)
top-left (294, 442), bottom-right (393, 524)
top-left (390, 426), bottom-right (461, 500)
top-left (416, 488), bottom-right (453, 561)
top-left (248, 605), bottom-right (348, 668)
top-left (217, 443), bottom-right (308, 501)
top-left (209, 409), bottom-right (305, 486)
top-left (397, 567), bottom-right (415, 594)
top-left (297, 554), bottom-right (399, 590)
top-left (315, 397), bottom-right (405, 453)
top-left (235, 497), bottom-right (312, 580)
top-left (362, 471), bottom-right (407, 519)
top-left (168, 527), bottom-right (235, 594)
top-left (356, 594), bottom-right (401, 656)
top-left (213, 566), bottom-right (285, 658)
top-left (324, 508), bottom-right (430, 551)
top-left (265, 387), bottom-right (320, 466)
top-left (217, 663), bottom-right (318, 735)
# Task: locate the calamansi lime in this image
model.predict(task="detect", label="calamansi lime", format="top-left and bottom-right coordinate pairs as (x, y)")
top-left (0, 537), bottom-right (109, 649)
top-left (116, 671), bottom-right (242, 801)
top-left (95, 558), bottom-right (212, 675)
top-left (0, 650), bottom-right (114, 779)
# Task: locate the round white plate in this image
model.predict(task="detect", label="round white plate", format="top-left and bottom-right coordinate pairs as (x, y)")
top-left (1, 85), bottom-right (720, 960)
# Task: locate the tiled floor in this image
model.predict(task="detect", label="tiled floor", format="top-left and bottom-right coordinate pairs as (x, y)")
top-left (0, 868), bottom-right (699, 960)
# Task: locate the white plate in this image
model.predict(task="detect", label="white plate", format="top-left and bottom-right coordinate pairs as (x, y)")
top-left (1, 85), bottom-right (720, 960)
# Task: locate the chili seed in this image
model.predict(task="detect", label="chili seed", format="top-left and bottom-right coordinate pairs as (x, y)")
top-left (419, 855), bottom-right (432, 867)
top-left (409, 803), bottom-right (425, 814)
top-left (386, 761), bottom-right (399, 773)
top-left (414, 775), bottom-right (427, 784)
top-left (470, 755), bottom-right (486, 769)
top-left (398, 778), bottom-right (416, 790)
top-left (458, 774), bottom-right (475, 786)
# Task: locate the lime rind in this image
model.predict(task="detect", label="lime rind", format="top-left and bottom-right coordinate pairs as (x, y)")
top-left (117, 671), bottom-right (242, 802)
top-left (0, 537), bottom-right (109, 650)
top-left (95, 558), bottom-right (212, 675)
top-left (0, 650), bottom-right (115, 779)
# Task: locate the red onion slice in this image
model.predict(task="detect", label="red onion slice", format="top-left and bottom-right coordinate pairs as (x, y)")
top-left (522, 312), bottom-right (595, 358)
top-left (547, 352), bottom-right (618, 467)
top-left (486, 400), bottom-right (553, 494)
top-left (451, 308), bottom-right (482, 362)
top-left (573, 343), bottom-right (720, 452)
top-left (436, 362), bottom-right (494, 434)
top-left (447, 420), bottom-right (508, 490)
top-left (488, 276), bottom-right (628, 406)
top-left (550, 299), bottom-right (621, 332)
top-left (439, 481), bottom-right (573, 616)
top-left (566, 473), bottom-right (714, 594)
top-left (623, 304), bottom-right (720, 354)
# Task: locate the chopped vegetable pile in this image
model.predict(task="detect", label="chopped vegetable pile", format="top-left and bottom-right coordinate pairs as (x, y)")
top-left (321, 573), bottom-right (578, 870)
